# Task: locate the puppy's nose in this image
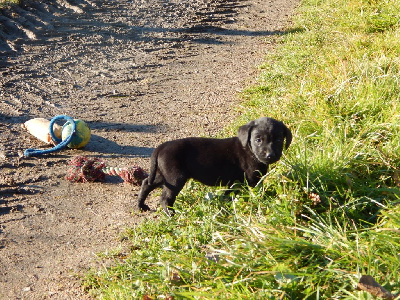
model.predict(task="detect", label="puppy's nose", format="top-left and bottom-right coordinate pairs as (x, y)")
top-left (265, 153), bottom-right (275, 161)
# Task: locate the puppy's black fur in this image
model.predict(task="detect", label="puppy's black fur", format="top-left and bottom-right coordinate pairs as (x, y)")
top-left (136, 117), bottom-right (292, 214)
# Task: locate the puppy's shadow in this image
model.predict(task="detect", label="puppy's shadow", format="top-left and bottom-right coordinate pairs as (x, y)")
top-left (84, 134), bottom-right (154, 158)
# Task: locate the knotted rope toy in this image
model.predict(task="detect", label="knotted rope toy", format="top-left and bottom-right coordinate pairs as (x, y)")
top-left (24, 115), bottom-right (90, 157)
top-left (65, 155), bottom-right (148, 185)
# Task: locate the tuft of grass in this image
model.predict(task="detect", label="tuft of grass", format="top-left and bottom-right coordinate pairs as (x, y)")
top-left (84, 0), bottom-right (400, 298)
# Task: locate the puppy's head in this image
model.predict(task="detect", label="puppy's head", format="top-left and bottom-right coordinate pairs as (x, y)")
top-left (238, 117), bottom-right (292, 164)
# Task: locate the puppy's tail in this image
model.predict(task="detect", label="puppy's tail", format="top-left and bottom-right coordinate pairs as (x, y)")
top-left (147, 149), bottom-right (159, 185)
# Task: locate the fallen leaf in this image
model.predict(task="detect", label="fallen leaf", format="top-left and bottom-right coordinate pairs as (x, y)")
top-left (357, 275), bottom-right (398, 300)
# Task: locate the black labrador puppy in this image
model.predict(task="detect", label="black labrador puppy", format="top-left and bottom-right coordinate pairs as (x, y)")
top-left (136, 117), bottom-right (292, 214)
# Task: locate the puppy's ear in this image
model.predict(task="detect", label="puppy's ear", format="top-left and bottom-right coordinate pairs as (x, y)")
top-left (237, 121), bottom-right (255, 147)
top-left (283, 124), bottom-right (292, 149)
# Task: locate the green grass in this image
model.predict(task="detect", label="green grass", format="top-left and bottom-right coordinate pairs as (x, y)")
top-left (84, 0), bottom-right (400, 298)
top-left (0, 0), bottom-right (19, 8)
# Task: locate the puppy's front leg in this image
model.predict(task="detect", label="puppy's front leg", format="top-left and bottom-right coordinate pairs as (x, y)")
top-left (160, 186), bottom-right (179, 216)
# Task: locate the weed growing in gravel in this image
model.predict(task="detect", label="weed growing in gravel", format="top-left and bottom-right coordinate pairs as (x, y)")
top-left (84, 0), bottom-right (400, 298)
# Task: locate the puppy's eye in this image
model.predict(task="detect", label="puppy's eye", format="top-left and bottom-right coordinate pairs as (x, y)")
top-left (255, 138), bottom-right (262, 144)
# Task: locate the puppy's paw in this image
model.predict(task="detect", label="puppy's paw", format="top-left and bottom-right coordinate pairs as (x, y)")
top-left (136, 203), bottom-right (151, 212)
top-left (161, 206), bottom-right (175, 217)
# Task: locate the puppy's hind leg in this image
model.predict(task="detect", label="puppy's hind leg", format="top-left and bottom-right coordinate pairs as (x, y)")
top-left (136, 177), bottom-right (162, 212)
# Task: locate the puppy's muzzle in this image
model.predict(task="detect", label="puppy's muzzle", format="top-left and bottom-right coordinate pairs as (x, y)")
top-left (265, 152), bottom-right (279, 163)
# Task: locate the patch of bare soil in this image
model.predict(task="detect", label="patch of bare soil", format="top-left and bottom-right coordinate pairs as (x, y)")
top-left (0, 0), bottom-right (298, 298)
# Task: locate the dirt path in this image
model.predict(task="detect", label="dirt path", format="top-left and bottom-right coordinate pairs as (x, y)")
top-left (0, 0), bottom-right (298, 298)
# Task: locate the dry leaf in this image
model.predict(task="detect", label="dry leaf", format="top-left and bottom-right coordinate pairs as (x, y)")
top-left (357, 275), bottom-right (398, 299)
top-left (308, 192), bottom-right (321, 206)
top-left (170, 271), bottom-right (181, 282)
